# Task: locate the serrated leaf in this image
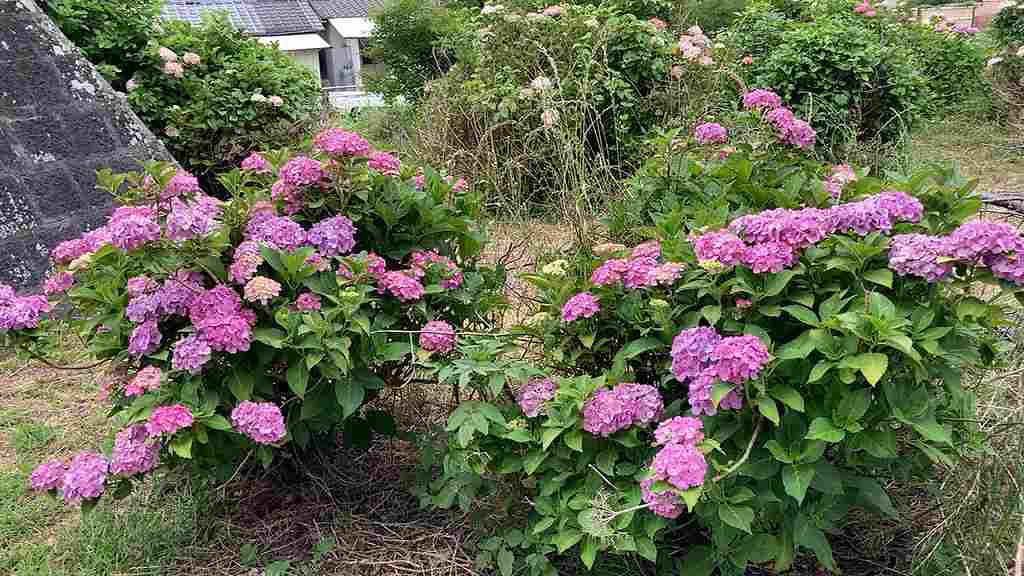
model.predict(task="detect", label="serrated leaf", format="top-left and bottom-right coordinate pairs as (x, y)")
top-left (540, 427), bottom-right (563, 450)
top-left (782, 464), bottom-right (815, 504)
top-left (563, 429), bottom-right (583, 452)
top-left (765, 439), bottom-right (793, 463)
top-left (635, 535), bottom-right (658, 563)
top-left (580, 536), bottom-right (598, 569)
top-left (532, 516), bottom-right (556, 535)
top-left (765, 270), bottom-right (799, 296)
top-left (524, 450), bottom-right (547, 475)
top-left (794, 520), bottom-right (836, 572)
top-left (228, 367), bottom-right (254, 401)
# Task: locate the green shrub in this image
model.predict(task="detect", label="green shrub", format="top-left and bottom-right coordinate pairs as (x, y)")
top-left (675, 0), bottom-right (747, 34)
top-left (894, 22), bottom-right (988, 115)
top-left (7, 128), bottom-right (503, 504)
top-left (424, 150), bottom-right (1009, 573)
top-left (726, 2), bottom-right (789, 59)
top-left (46, 0), bottom-right (162, 89)
top-left (992, 4), bottom-right (1024, 46)
top-left (126, 14), bottom-right (321, 182)
top-left (366, 0), bottom-right (468, 102)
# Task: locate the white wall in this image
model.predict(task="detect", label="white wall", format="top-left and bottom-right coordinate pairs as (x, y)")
top-left (286, 50), bottom-right (322, 85)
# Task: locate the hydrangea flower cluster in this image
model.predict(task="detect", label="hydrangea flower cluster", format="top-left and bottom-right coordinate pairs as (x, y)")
top-left (589, 240), bottom-right (683, 289)
top-left (678, 25), bottom-right (713, 66)
top-left (740, 89), bottom-right (817, 149)
top-left (229, 241), bottom-right (263, 284)
top-left (517, 377), bottom-right (557, 418)
top-left (377, 271), bottom-right (426, 301)
top-left (671, 327), bottom-right (769, 415)
top-left (409, 249), bottom-right (464, 289)
top-left (694, 122), bottom-right (727, 145)
top-left (125, 365), bottom-right (162, 397)
top-left (419, 320), bottom-right (456, 353)
top-left (163, 170), bottom-right (201, 200)
top-left (60, 452), bottom-right (109, 504)
top-left (172, 333), bottom-right (212, 373)
top-left (581, 383), bottom-right (663, 437)
top-left (231, 401), bottom-right (286, 444)
top-left (561, 291), bottom-right (600, 322)
top-left (166, 195), bottom-right (223, 241)
top-left (245, 212), bottom-right (307, 250)
top-left (42, 271), bottom-right (75, 295)
top-left (692, 191), bottom-right (924, 273)
top-left (29, 458), bottom-right (67, 491)
top-left (0, 284), bottom-right (52, 331)
top-left (51, 227), bottom-right (109, 264)
top-left (187, 285), bottom-right (256, 354)
top-left (368, 151), bottom-right (401, 175)
top-left (107, 205), bottom-right (161, 251)
top-left (244, 276), bottom-right (282, 304)
top-left (853, 0), bottom-right (877, 16)
top-left (279, 156), bottom-right (326, 188)
top-left (888, 219), bottom-right (1024, 283)
top-left (641, 416), bottom-right (708, 518)
top-left (109, 424), bottom-right (160, 476)
top-left (307, 215), bottom-right (356, 256)
top-left (824, 163), bottom-right (857, 200)
top-left (313, 128), bottom-right (371, 157)
top-left (145, 404), bottom-right (194, 436)
top-left (240, 152), bottom-right (271, 173)
top-left (295, 293), bottom-right (322, 310)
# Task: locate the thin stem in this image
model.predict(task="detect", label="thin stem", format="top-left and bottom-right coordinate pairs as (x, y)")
top-left (606, 502), bottom-right (652, 521)
top-left (369, 329), bottom-right (531, 338)
top-left (712, 415), bottom-right (762, 483)
top-left (19, 347), bottom-right (111, 371)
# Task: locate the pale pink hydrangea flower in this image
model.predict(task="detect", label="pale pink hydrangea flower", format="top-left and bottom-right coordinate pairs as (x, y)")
top-left (560, 292), bottom-right (600, 322)
top-left (244, 276), bottom-right (281, 304)
top-left (542, 5), bottom-right (563, 16)
top-left (241, 152), bottom-right (271, 173)
top-left (295, 293), bottom-right (322, 310)
top-left (268, 95), bottom-right (284, 107)
top-left (43, 271), bottom-right (74, 295)
top-left (164, 61), bottom-right (184, 78)
top-left (158, 46), bottom-right (178, 62)
top-left (419, 320), bottom-right (456, 353)
top-left (182, 52), bottom-right (201, 65)
top-left (125, 365), bottom-right (162, 397)
top-left (641, 476), bottom-right (685, 518)
top-left (694, 122), bottom-right (727, 144)
top-left (517, 377), bottom-right (557, 417)
top-left (231, 401), bottom-right (286, 444)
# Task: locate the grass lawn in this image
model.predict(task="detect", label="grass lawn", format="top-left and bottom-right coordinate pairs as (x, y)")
top-left (0, 117), bottom-right (1021, 575)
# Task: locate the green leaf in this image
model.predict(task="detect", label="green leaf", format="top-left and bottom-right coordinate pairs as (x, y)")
top-left (532, 516), bottom-right (556, 535)
top-left (718, 503), bottom-right (754, 533)
top-left (563, 429), bottom-right (583, 452)
top-left (478, 403), bottom-right (506, 425)
top-left (334, 379), bottom-right (365, 420)
top-left (351, 368), bottom-right (385, 390)
top-left (854, 353), bottom-right (888, 386)
top-left (808, 361), bottom-right (834, 383)
top-left (770, 385), bottom-right (804, 412)
top-left (611, 337), bottom-right (663, 376)
top-left (204, 415), bottom-right (232, 431)
top-left (252, 327), bottom-right (287, 348)
top-left (757, 397), bottom-right (780, 426)
top-left (497, 548), bottom-right (514, 576)
top-left (287, 361), bottom-right (309, 398)
top-left (782, 464), bottom-right (815, 504)
top-left (848, 477), bottom-right (899, 519)
top-left (596, 450), bottom-right (618, 476)
top-left (863, 268), bottom-right (893, 288)
top-left (169, 434), bottom-right (193, 459)
top-left (701, 304), bottom-right (721, 326)
top-left (634, 535), bottom-right (658, 563)
top-left (524, 450), bottom-right (547, 475)
top-left (777, 329), bottom-right (826, 360)
top-left (540, 427), bottom-right (563, 450)
top-left (265, 560), bottom-right (291, 576)
top-left (835, 389), bottom-right (872, 425)
top-left (228, 367), bottom-right (254, 401)
top-left (553, 529), bottom-right (582, 553)
top-left (782, 305), bottom-right (819, 326)
top-left (680, 485), bottom-right (702, 511)
top-left (580, 536), bottom-right (598, 569)
top-left (765, 440), bottom-right (793, 463)
top-left (806, 417), bottom-right (846, 443)
top-left (794, 520), bottom-right (836, 572)
top-left (378, 341), bottom-right (411, 362)
top-left (765, 270), bottom-right (799, 297)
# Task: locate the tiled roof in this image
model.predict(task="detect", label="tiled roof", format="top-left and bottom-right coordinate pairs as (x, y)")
top-left (162, 0), bottom-right (325, 36)
top-left (308, 0), bottom-right (382, 19)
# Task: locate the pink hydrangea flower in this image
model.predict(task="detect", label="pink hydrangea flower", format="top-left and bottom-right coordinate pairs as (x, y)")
top-left (61, 452), bottom-right (109, 504)
top-left (582, 383), bottom-right (663, 436)
top-left (631, 240), bottom-right (661, 259)
top-left (30, 458), bottom-right (67, 491)
top-left (542, 4), bottom-right (563, 16)
top-left (231, 401), bottom-right (286, 444)
top-left (182, 52), bottom-right (201, 65)
top-left (377, 271), bottom-right (425, 301)
top-left (241, 152), bottom-right (271, 173)
top-left (107, 206), bottom-right (160, 251)
top-left (741, 241), bottom-right (798, 273)
top-left (164, 61), bottom-right (184, 78)
top-left (313, 128), bottom-right (370, 157)
top-left (43, 271), bottom-right (74, 295)
top-left (244, 276), bottom-right (281, 304)
top-left (166, 195), bottom-right (223, 241)
top-left (125, 365), bottom-right (162, 397)
top-left (736, 298), bottom-right (753, 309)
top-left (742, 88), bottom-right (782, 110)
top-left (245, 213), bottom-right (307, 250)
top-left (943, 219), bottom-right (1024, 261)
top-left (128, 319), bottom-right (161, 356)
top-left (188, 285), bottom-right (255, 353)
top-left (695, 122), bottom-right (727, 144)
top-left (419, 320), bottom-right (456, 353)
top-left (650, 442), bottom-right (707, 491)
top-left (280, 156), bottom-right (325, 188)
top-left (670, 326), bottom-right (721, 383)
top-left (707, 335), bottom-right (770, 383)
top-left (368, 151), bottom-right (401, 175)
top-left (158, 46), bottom-right (178, 62)
top-left (110, 424), bottom-right (160, 476)
top-left (295, 293), bottom-right (322, 310)
top-left (157, 271), bottom-right (204, 317)
top-left (163, 170), bottom-right (201, 200)
top-left (690, 230), bottom-right (747, 267)
top-left (145, 404), bottom-right (194, 436)
top-left (229, 241), bottom-right (263, 284)
top-left (641, 476), bottom-right (685, 518)
top-left (560, 292), bottom-right (600, 322)
top-left (888, 234), bottom-right (952, 281)
top-left (654, 416), bottom-right (704, 447)
top-left (517, 377), bottom-right (557, 418)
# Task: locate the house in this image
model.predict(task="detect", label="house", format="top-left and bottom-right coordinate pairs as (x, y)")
top-left (161, 0), bottom-right (382, 92)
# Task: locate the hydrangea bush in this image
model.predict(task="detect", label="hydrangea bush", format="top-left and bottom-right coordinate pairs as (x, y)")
top-left (423, 127), bottom-right (1011, 572)
top-left (3, 127), bottom-right (504, 507)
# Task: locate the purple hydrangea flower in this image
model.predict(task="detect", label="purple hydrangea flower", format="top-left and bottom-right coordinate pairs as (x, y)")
top-left (419, 320), bottom-right (456, 353)
top-left (231, 401), bottom-right (286, 444)
top-left (128, 319), bottom-right (162, 356)
top-left (163, 170), bottom-right (201, 200)
top-left (943, 219), bottom-right (1024, 261)
top-left (690, 230), bottom-right (747, 267)
top-left (640, 476), bottom-right (685, 519)
top-left (0, 289), bottom-right (51, 331)
top-left (188, 285), bottom-right (255, 353)
top-left (307, 215), bottom-right (357, 256)
top-left (229, 241), bottom-right (263, 284)
top-left (688, 373), bottom-right (717, 416)
top-left (61, 452), bottom-right (109, 504)
top-left (582, 383), bottom-right (663, 437)
top-left (591, 258), bottom-right (630, 285)
top-left (517, 377), bottom-right (557, 418)
top-left (729, 208), bottom-right (832, 249)
top-left (670, 326), bottom-right (721, 383)
top-left (157, 271), bottom-right (204, 317)
top-left (172, 333), bottom-right (212, 374)
top-left (888, 234), bottom-right (952, 281)
top-left (107, 206), bottom-right (161, 251)
top-left (166, 195), bottom-right (223, 241)
top-left (245, 214), bottom-right (307, 250)
top-left (109, 424), bottom-right (160, 476)
top-left (561, 292), bottom-right (600, 322)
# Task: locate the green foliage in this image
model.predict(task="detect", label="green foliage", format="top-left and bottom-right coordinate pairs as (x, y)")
top-left (366, 0), bottom-right (467, 102)
top-left (45, 0), bottom-right (162, 89)
top-left (126, 14), bottom-right (321, 180)
top-left (676, 0), bottom-right (748, 34)
top-left (893, 22), bottom-right (988, 114)
top-left (992, 4), bottom-right (1024, 46)
top-left (422, 152), bottom-right (1010, 573)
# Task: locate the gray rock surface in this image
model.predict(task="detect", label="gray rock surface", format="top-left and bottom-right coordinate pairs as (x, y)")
top-left (0, 0), bottom-right (171, 289)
